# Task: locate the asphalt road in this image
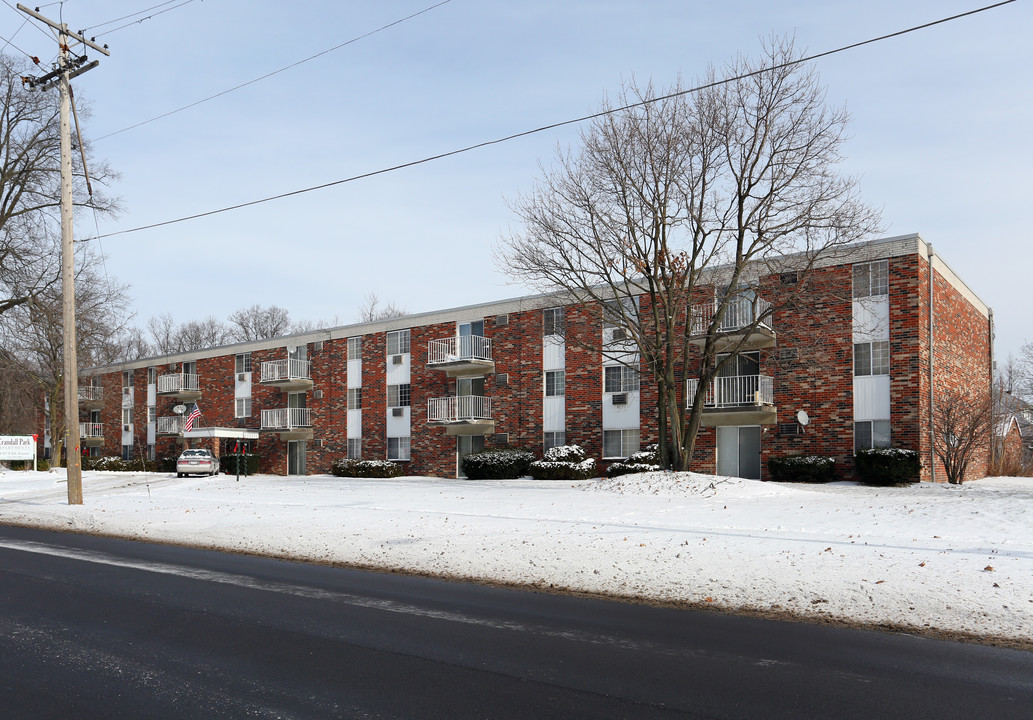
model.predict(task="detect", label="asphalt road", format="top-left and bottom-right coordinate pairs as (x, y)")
top-left (0, 524), bottom-right (1030, 719)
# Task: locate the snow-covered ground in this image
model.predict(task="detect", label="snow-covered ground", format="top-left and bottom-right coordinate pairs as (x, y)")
top-left (2, 468), bottom-right (1031, 647)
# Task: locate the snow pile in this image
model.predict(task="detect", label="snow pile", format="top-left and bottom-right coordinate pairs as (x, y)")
top-left (1, 467), bottom-right (1031, 646)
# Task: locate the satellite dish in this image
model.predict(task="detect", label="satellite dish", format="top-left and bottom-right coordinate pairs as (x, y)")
top-left (796, 410), bottom-right (810, 426)
top-left (173, 404), bottom-right (187, 415)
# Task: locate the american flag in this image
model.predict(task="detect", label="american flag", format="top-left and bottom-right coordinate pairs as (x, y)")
top-left (184, 403), bottom-right (201, 432)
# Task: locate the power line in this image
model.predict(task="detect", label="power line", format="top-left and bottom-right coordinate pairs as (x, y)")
top-left (82, 0), bottom-right (188, 32)
top-left (84, 0), bottom-right (1018, 243)
top-left (86, 0), bottom-right (195, 38)
top-left (94, 0), bottom-right (452, 142)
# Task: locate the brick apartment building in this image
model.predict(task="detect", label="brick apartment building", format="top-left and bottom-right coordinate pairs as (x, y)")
top-left (67, 233), bottom-right (993, 482)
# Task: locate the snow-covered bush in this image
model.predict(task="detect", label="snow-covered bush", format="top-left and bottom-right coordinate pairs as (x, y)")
top-left (768, 455), bottom-right (836, 483)
top-left (81, 456), bottom-right (157, 472)
top-left (460, 449), bottom-right (534, 479)
top-left (854, 448), bottom-right (920, 486)
top-left (331, 458), bottom-right (403, 478)
top-left (606, 444), bottom-right (661, 477)
top-left (530, 445), bottom-right (596, 480)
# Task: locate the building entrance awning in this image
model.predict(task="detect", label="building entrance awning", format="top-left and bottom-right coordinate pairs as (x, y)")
top-left (182, 427), bottom-right (260, 440)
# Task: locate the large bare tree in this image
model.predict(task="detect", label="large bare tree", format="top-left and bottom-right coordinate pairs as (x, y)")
top-left (933, 387), bottom-right (993, 484)
top-left (0, 53), bottom-right (118, 317)
top-left (498, 38), bottom-right (881, 470)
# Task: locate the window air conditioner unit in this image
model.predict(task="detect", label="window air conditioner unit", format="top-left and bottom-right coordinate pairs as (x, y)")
top-left (313, 341), bottom-right (324, 352)
top-left (611, 393), bottom-right (628, 405)
top-left (392, 354), bottom-right (403, 365)
top-left (392, 407), bottom-right (404, 417)
top-left (122, 387), bottom-right (131, 395)
top-left (313, 389), bottom-right (323, 400)
top-left (237, 373), bottom-right (247, 382)
top-left (123, 424), bottom-right (131, 432)
top-left (611, 329), bottom-right (627, 341)
top-left (495, 314), bottom-right (509, 327)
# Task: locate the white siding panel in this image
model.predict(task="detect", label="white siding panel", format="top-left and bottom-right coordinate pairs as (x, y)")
top-left (386, 407), bottom-right (410, 437)
top-left (603, 391), bottom-right (640, 428)
top-left (852, 297), bottom-right (889, 342)
top-left (543, 396), bottom-right (565, 433)
top-left (386, 355), bottom-right (410, 384)
top-left (853, 375), bottom-right (891, 421)
top-left (543, 336), bottom-right (565, 371)
top-left (347, 359), bottom-right (362, 389)
top-left (347, 409), bottom-right (362, 439)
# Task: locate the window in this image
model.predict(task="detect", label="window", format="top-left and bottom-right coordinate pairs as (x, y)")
top-left (347, 336), bottom-right (362, 360)
top-left (855, 420), bottom-right (891, 452)
top-left (235, 397), bottom-right (252, 418)
top-left (603, 429), bottom-right (640, 459)
top-left (780, 272), bottom-right (798, 286)
top-left (388, 436), bottom-right (410, 461)
top-left (122, 370), bottom-right (132, 388)
top-left (347, 388), bottom-right (362, 410)
top-left (545, 370), bottom-right (565, 397)
top-left (387, 384), bottom-right (411, 408)
top-left (387, 330), bottom-right (410, 356)
top-left (854, 341), bottom-right (890, 376)
top-left (147, 407), bottom-right (157, 424)
top-left (543, 307), bottom-right (565, 337)
top-left (122, 444), bottom-right (133, 461)
top-left (122, 408), bottom-right (133, 425)
top-left (147, 367), bottom-right (156, 384)
top-left (235, 353), bottom-right (252, 374)
top-left (544, 431), bottom-right (566, 452)
top-left (347, 438), bottom-right (362, 459)
top-left (853, 260), bottom-right (889, 298)
top-left (604, 365), bottom-right (640, 393)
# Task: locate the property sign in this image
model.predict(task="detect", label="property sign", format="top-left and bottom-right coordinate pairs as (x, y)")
top-left (0, 435), bottom-right (37, 463)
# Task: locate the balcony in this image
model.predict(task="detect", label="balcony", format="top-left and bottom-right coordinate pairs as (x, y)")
top-left (260, 358), bottom-right (313, 391)
top-left (79, 422), bottom-right (104, 447)
top-left (427, 395), bottom-right (495, 436)
top-left (427, 335), bottom-right (494, 377)
top-left (686, 375), bottom-right (777, 427)
top-left (690, 296), bottom-right (776, 351)
top-left (156, 416), bottom-right (184, 435)
top-left (261, 407), bottom-right (313, 441)
top-left (156, 373), bottom-right (202, 402)
top-left (79, 385), bottom-right (103, 410)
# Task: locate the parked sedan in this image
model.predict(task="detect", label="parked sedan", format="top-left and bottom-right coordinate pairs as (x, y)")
top-left (176, 448), bottom-right (220, 477)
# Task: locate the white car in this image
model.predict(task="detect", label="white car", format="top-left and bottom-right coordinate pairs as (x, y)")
top-left (176, 448), bottom-right (220, 477)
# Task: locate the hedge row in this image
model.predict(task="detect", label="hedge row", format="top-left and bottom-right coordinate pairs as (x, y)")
top-left (854, 448), bottom-right (921, 485)
top-left (331, 458), bottom-right (403, 478)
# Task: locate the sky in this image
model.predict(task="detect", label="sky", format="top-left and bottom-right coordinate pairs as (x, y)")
top-left (2, 0), bottom-right (1030, 359)
top-left (3, 466), bottom-right (1031, 646)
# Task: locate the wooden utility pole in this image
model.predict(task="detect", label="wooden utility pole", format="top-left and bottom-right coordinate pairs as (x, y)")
top-left (17, 5), bottom-right (109, 505)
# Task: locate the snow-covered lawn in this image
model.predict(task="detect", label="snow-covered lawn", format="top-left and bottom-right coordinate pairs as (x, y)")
top-left (2, 468), bottom-right (1031, 646)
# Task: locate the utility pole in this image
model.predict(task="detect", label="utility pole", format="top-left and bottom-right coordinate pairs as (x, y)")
top-left (18, 5), bottom-right (109, 505)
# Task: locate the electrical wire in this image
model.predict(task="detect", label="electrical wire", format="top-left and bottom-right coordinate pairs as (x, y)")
top-left (82, 0), bottom-right (187, 32)
top-left (93, 0), bottom-right (452, 142)
top-left (82, 0), bottom-right (1018, 243)
top-left (87, 0), bottom-right (194, 38)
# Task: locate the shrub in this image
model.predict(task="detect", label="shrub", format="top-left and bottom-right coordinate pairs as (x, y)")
top-left (530, 445), bottom-right (596, 480)
top-left (855, 448), bottom-right (921, 486)
top-left (158, 455), bottom-right (178, 473)
top-left (221, 453), bottom-right (260, 476)
top-left (331, 458), bottom-right (403, 478)
top-left (37, 459), bottom-right (49, 471)
top-left (460, 448), bottom-right (534, 479)
top-left (768, 455), bottom-right (836, 483)
top-left (606, 444), bottom-right (661, 478)
top-left (81, 456), bottom-right (157, 472)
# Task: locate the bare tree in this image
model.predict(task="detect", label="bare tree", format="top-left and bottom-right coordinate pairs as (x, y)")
top-left (0, 244), bottom-right (134, 465)
top-left (228, 304), bottom-right (292, 342)
top-left (0, 53), bottom-right (118, 317)
top-left (498, 38), bottom-right (880, 470)
top-left (146, 313), bottom-right (231, 354)
top-left (933, 387), bottom-right (993, 484)
top-left (356, 292), bottom-right (407, 323)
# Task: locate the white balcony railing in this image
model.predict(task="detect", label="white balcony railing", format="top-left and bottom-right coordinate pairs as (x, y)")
top-left (427, 335), bottom-right (493, 365)
top-left (686, 375), bottom-right (774, 408)
top-left (157, 372), bottom-right (200, 394)
top-left (79, 422), bottom-right (103, 438)
top-left (79, 385), bottom-right (102, 402)
top-left (156, 416), bottom-right (184, 434)
top-left (427, 395), bottom-right (493, 423)
top-left (261, 358), bottom-right (312, 383)
top-left (261, 407), bottom-right (312, 430)
top-left (691, 296), bottom-right (772, 335)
